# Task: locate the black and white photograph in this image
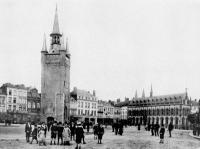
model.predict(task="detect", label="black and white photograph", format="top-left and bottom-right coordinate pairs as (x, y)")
top-left (0, 0), bottom-right (200, 148)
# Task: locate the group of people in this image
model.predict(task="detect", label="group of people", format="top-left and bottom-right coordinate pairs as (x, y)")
top-left (25, 121), bottom-right (105, 149)
top-left (112, 121), bottom-right (124, 135)
top-left (143, 122), bottom-right (174, 143)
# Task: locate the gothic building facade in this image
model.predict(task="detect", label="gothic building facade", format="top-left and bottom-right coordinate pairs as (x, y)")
top-left (127, 88), bottom-right (191, 129)
top-left (41, 7), bottom-right (70, 123)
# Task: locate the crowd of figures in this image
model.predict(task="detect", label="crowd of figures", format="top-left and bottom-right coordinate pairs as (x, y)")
top-left (141, 122), bottom-right (174, 143)
top-left (25, 121), bottom-right (104, 149)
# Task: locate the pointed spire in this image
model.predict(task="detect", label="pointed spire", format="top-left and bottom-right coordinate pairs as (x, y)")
top-left (142, 89), bottom-right (145, 98)
top-left (42, 34), bottom-right (47, 51)
top-left (52, 5), bottom-right (60, 34)
top-left (135, 90), bottom-right (138, 98)
top-left (150, 84), bottom-right (153, 97)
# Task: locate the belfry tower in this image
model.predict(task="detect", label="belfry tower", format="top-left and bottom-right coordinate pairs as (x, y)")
top-left (41, 7), bottom-right (70, 123)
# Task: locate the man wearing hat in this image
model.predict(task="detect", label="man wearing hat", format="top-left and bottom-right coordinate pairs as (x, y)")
top-left (75, 121), bottom-right (84, 149)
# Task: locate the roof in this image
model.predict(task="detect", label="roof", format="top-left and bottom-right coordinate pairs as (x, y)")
top-left (115, 100), bottom-right (130, 107)
top-left (1, 83), bottom-right (28, 90)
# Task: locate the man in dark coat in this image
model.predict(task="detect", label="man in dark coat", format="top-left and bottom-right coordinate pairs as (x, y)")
top-left (70, 122), bottom-right (76, 141)
top-left (118, 122), bottom-right (123, 135)
top-left (50, 121), bottom-right (57, 145)
top-left (97, 123), bottom-right (104, 144)
top-left (114, 122), bottom-right (119, 135)
top-left (57, 122), bottom-right (64, 145)
top-left (25, 121), bottom-right (32, 143)
top-left (168, 122), bottom-right (174, 137)
top-left (159, 124), bottom-right (165, 143)
top-left (155, 122), bottom-right (160, 136)
top-left (151, 122), bottom-right (155, 136)
top-left (75, 122), bottom-right (84, 149)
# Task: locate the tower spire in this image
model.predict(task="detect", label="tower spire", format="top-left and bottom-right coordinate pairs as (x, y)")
top-left (150, 84), bottom-right (153, 97)
top-left (42, 34), bottom-right (47, 51)
top-left (135, 90), bottom-right (138, 98)
top-left (52, 5), bottom-right (60, 34)
top-left (66, 38), bottom-right (71, 58)
top-left (142, 89), bottom-right (145, 98)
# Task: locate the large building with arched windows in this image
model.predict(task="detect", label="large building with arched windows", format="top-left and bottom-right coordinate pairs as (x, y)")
top-left (127, 89), bottom-right (191, 129)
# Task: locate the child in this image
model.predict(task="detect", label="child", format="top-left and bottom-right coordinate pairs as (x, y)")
top-left (159, 124), bottom-right (165, 144)
top-left (30, 124), bottom-right (38, 144)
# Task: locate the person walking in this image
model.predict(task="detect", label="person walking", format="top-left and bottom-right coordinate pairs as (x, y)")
top-left (87, 122), bottom-right (90, 133)
top-left (159, 124), bottom-right (165, 144)
top-left (138, 123), bottom-right (141, 131)
top-left (30, 124), bottom-right (38, 144)
top-left (25, 121), bottom-right (32, 143)
top-left (63, 123), bottom-right (71, 145)
top-left (75, 122), bottom-right (84, 149)
top-left (93, 123), bottom-right (98, 140)
top-left (50, 121), bottom-right (57, 145)
top-left (151, 122), bottom-right (155, 136)
top-left (97, 123), bottom-right (104, 144)
top-left (155, 122), bottom-right (160, 136)
top-left (114, 122), bottom-right (119, 135)
top-left (70, 122), bottom-right (76, 141)
top-left (118, 122), bottom-right (123, 135)
top-left (168, 122), bottom-right (174, 137)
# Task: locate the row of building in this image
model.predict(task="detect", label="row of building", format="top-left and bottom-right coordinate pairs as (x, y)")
top-left (0, 82), bottom-right (198, 129)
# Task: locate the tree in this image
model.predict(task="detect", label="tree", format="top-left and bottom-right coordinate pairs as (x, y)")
top-left (187, 113), bottom-right (197, 124)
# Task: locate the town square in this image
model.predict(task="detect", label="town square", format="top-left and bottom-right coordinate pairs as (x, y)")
top-left (1, 0), bottom-right (200, 148)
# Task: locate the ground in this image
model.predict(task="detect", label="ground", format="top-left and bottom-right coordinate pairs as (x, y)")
top-left (0, 123), bottom-right (200, 149)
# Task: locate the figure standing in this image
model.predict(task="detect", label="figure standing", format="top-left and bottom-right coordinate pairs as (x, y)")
top-left (155, 122), bottom-right (160, 136)
top-left (30, 124), bottom-right (38, 144)
top-left (25, 121), bottom-right (32, 143)
top-left (57, 122), bottom-right (64, 145)
top-left (97, 123), bottom-right (104, 144)
top-left (75, 122), bottom-right (84, 149)
top-left (93, 123), bottom-right (98, 140)
top-left (151, 122), bottom-right (154, 136)
top-left (168, 122), bottom-right (174, 137)
top-left (50, 121), bottom-right (57, 145)
top-left (159, 124), bottom-right (165, 144)
top-left (38, 126), bottom-right (46, 146)
top-left (63, 123), bottom-right (71, 145)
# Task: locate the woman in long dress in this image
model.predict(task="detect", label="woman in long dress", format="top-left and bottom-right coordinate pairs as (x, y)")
top-left (63, 124), bottom-right (71, 145)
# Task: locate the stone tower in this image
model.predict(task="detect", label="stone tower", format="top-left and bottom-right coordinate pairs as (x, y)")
top-left (41, 7), bottom-right (70, 123)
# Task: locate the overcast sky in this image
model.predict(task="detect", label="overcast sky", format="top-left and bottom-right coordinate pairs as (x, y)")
top-left (0, 0), bottom-right (200, 101)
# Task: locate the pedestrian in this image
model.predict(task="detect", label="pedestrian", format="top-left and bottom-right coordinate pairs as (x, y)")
top-left (30, 124), bottom-right (38, 144)
top-left (112, 122), bottom-right (115, 132)
top-left (25, 121), bottom-right (32, 143)
top-left (151, 122), bottom-right (154, 136)
top-left (118, 122), bottom-right (123, 135)
top-left (155, 122), bottom-right (160, 136)
top-left (87, 122), bottom-right (90, 133)
top-left (63, 123), bottom-right (71, 145)
top-left (38, 126), bottom-right (46, 146)
top-left (93, 123), bottom-right (98, 140)
top-left (138, 123), bottom-right (141, 131)
top-left (114, 122), bottom-right (119, 135)
top-left (159, 124), bottom-right (165, 144)
top-left (75, 121), bottom-right (84, 149)
top-left (57, 122), bottom-right (64, 145)
top-left (70, 122), bottom-right (76, 141)
top-left (168, 122), bottom-right (174, 137)
top-left (50, 121), bottom-right (57, 145)
top-left (97, 123), bottom-right (104, 144)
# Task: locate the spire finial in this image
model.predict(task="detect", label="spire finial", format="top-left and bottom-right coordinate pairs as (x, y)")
top-left (42, 33), bottom-right (47, 51)
top-left (150, 84), bottom-right (153, 97)
top-left (52, 5), bottom-right (60, 34)
top-left (142, 89), bottom-right (145, 98)
top-left (135, 90), bottom-right (138, 99)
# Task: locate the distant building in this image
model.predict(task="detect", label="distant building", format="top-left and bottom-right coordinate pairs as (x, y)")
top-left (27, 88), bottom-right (41, 123)
top-left (127, 88), bottom-right (191, 129)
top-left (70, 87), bottom-right (98, 123)
top-left (97, 100), bottom-right (115, 124)
top-left (190, 99), bottom-right (199, 114)
top-left (0, 83), bottom-right (28, 123)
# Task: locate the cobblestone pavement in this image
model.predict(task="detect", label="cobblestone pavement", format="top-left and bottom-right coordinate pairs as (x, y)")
top-left (0, 124), bottom-right (200, 149)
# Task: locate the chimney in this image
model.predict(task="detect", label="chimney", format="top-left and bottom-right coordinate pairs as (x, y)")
top-left (93, 90), bottom-right (96, 96)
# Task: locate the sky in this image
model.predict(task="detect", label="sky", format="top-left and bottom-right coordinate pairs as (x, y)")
top-left (0, 0), bottom-right (200, 101)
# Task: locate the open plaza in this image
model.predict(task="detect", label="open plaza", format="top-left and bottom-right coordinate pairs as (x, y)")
top-left (0, 123), bottom-right (200, 149)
